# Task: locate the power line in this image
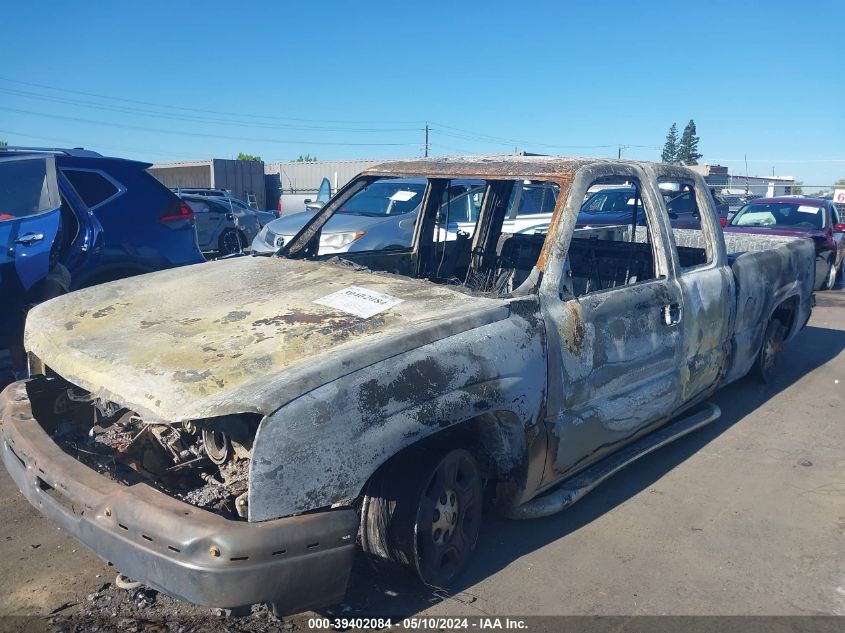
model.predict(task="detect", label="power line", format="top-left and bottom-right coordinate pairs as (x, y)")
top-left (0, 107), bottom-right (421, 147)
top-left (0, 128), bottom-right (199, 159)
top-left (0, 75), bottom-right (425, 126)
top-left (0, 86), bottom-right (424, 134)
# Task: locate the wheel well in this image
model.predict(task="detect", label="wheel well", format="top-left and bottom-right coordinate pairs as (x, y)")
top-left (771, 295), bottom-right (799, 334)
top-left (362, 411), bottom-right (529, 498)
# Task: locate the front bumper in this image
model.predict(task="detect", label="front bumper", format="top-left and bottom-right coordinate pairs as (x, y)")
top-left (0, 380), bottom-right (357, 615)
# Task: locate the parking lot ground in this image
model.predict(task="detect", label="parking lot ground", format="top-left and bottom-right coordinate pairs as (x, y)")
top-left (0, 290), bottom-right (843, 630)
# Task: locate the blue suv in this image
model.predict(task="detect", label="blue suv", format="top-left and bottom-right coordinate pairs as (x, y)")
top-left (1, 147), bottom-right (204, 368)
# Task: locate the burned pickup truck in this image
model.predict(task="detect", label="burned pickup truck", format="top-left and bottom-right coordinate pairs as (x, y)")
top-left (1, 157), bottom-right (815, 615)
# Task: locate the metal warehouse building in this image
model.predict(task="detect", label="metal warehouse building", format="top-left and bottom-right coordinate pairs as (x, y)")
top-left (149, 159), bottom-right (267, 209)
top-left (265, 159), bottom-right (388, 210)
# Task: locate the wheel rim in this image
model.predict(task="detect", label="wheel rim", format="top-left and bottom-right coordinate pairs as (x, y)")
top-left (761, 324), bottom-right (783, 376)
top-left (221, 231), bottom-right (241, 254)
top-left (828, 262), bottom-right (837, 288)
top-left (414, 450), bottom-right (481, 586)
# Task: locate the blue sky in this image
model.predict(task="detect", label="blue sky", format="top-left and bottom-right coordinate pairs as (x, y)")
top-left (2, 0), bottom-right (843, 187)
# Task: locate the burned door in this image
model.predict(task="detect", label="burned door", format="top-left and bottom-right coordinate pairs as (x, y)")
top-left (539, 163), bottom-right (684, 482)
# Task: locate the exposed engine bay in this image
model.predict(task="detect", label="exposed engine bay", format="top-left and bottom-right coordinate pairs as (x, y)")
top-left (33, 377), bottom-right (260, 521)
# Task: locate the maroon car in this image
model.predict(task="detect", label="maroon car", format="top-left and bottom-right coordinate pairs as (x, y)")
top-left (725, 196), bottom-right (845, 290)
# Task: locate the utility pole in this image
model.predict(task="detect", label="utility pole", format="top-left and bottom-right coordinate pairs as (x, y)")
top-left (424, 123), bottom-right (430, 158)
top-left (617, 145), bottom-right (629, 159)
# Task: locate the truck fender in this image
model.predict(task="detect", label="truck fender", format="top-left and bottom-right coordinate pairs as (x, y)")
top-left (247, 321), bottom-right (546, 521)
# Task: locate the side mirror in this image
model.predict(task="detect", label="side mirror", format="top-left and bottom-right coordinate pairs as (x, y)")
top-left (834, 223), bottom-right (845, 232)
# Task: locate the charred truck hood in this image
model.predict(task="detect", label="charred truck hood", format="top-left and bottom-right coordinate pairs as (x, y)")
top-left (25, 256), bottom-right (510, 422)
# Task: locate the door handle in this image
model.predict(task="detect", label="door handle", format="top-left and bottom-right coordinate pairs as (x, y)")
top-left (15, 232), bottom-right (45, 246)
top-left (662, 303), bottom-right (682, 326)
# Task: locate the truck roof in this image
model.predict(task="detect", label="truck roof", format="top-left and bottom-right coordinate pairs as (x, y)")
top-left (363, 155), bottom-right (599, 181)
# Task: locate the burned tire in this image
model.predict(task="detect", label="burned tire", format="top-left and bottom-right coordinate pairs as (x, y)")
top-left (218, 229), bottom-right (245, 256)
top-left (360, 448), bottom-right (482, 588)
top-left (755, 318), bottom-right (787, 382)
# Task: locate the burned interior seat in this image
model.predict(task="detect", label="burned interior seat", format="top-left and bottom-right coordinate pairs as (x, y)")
top-left (567, 238), bottom-right (655, 297)
top-left (493, 232), bottom-right (546, 294)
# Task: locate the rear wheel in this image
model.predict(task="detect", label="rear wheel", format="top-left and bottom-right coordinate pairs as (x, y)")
top-left (360, 448), bottom-right (482, 587)
top-left (756, 318), bottom-right (787, 382)
top-left (218, 229), bottom-right (245, 255)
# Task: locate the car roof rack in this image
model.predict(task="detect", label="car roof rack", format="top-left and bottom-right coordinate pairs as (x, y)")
top-left (0, 145), bottom-right (103, 158)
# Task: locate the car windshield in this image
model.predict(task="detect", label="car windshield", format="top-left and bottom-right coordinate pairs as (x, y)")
top-left (581, 189), bottom-right (641, 214)
top-left (730, 202), bottom-right (825, 230)
top-left (337, 180), bottom-right (426, 217)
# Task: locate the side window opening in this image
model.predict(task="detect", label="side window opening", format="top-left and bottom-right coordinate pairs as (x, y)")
top-left (660, 179), bottom-right (714, 270)
top-left (62, 169), bottom-right (120, 210)
top-left (564, 177), bottom-right (659, 298)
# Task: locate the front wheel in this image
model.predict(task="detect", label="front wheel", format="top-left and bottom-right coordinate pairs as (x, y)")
top-left (755, 318), bottom-right (787, 382)
top-left (360, 448), bottom-right (483, 587)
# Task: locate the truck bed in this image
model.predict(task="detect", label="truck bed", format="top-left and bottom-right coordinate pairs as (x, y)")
top-left (671, 227), bottom-right (815, 383)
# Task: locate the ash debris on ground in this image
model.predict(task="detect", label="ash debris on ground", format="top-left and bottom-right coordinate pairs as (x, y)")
top-left (44, 580), bottom-right (303, 632)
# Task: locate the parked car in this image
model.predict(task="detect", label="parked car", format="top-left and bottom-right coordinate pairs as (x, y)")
top-left (725, 196), bottom-right (845, 290)
top-left (576, 186), bottom-right (728, 230)
top-left (277, 177), bottom-right (333, 217)
top-left (0, 157), bottom-right (815, 617)
top-left (252, 177), bottom-right (558, 255)
top-left (576, 187), bottom-right (645, 227)
top-left (180, 194), bottom-right (261, 256)
top-left (204, 195), bottom-right (278, 228)
top-left (662, 188), bottom-right (730, 229)
top-left (0, 147), bottom-right (204, 358)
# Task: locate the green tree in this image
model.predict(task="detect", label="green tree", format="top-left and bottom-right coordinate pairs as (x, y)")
top-left (295, 154), bottom-right (317, 162)
top-left (790, 181), bottom-right (804, 195)
top-left (835, 178), bottom-right (845, 187)
top-left (676, 120), bottom-right (702, 166)
top-left (237, 152), bottom-right (262, 161)
top-left (0, 140), bottom-right (7, 149)
top-left (661, 123), bottom-right (679, 164)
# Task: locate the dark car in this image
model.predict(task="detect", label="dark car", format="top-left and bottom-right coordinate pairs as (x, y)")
top-left (725, 196), bottom-right (845, 290)
top-left (577, 186), bottom-right (731, 230)
top-left (576, 187), bottom-right (645, 227)
top-left (0, 147), bottom-right (204, 369)
top-left (660, 188), bottom-right (730, 229)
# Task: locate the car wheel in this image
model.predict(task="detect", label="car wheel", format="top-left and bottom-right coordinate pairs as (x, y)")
top-left (821, 257), bottom-right (838, 290)
top-left (756, 318), bottom-right (787, 382)
top-left (360, 448), bottom-right (482, 587)
top-left (218, 229), bottom-right (244, 255)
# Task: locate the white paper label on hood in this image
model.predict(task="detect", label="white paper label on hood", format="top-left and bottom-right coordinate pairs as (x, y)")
top-left (313, 285), bottom-right (404, 318)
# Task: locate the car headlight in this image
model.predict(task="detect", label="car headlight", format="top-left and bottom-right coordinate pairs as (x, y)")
top-left (320, 231), bottom-right (365, 248)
